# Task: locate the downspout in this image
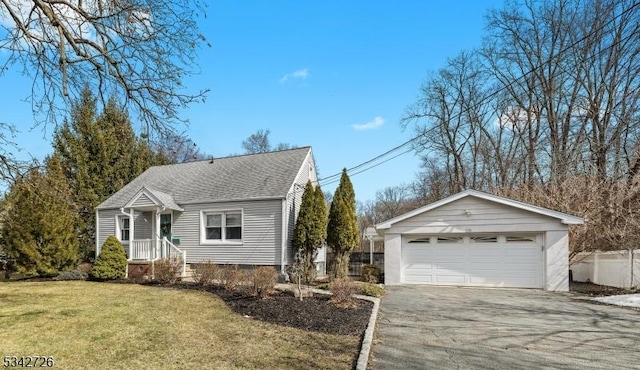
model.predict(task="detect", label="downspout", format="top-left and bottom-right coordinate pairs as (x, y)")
top-left (629, 248), bottom-right (633, 289)
top-left (95, 210), bottom-right (100, 257)
top-left (280, 197), bottom-right (288, 276)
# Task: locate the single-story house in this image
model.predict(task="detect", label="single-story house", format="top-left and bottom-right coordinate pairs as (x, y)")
top-left (95, 147), bottom-right (326, 276)
top-left (375, 190), bottom-right (584, 291)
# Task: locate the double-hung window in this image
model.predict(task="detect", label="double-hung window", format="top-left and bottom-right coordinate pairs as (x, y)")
top-left (203, 211), bottom-right (242, 242)
top-left (119, 217), bottom-right (130, 242)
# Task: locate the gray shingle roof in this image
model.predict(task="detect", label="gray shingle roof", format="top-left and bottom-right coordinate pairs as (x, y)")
top-left (97, 147), bottom-right (312, 210)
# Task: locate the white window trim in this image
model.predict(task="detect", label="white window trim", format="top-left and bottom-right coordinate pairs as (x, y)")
top-left (115, 215), bottom-right (130, 245)
top-left (200, 209), bottom-right (243, 245)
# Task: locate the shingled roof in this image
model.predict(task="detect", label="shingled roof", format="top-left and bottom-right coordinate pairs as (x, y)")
top-left (97, 147), bottom-right (312, 210)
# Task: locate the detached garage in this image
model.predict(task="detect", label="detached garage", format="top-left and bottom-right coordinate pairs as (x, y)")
top-left (376, 190), bottom-right (584, 291)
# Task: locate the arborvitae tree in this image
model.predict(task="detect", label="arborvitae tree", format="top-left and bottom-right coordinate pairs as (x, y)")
top-left (1, 156), bottom-right (79, 276)
top-left (314, 184), bottom-right (328, 247)
top-left (90, 236), bottom-right (127, 280)
top-left (53, 88), bottom-right (168, 259)
top-left (292, 181), bottom-right (327, 283)
top-left (327, 169), bottom-right (359, 279)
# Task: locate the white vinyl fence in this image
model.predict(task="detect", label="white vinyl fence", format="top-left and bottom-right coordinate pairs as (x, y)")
top-left (571, 249), bottom-right (640, 289)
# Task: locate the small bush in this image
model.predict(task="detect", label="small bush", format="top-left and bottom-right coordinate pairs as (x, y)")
top-left (192, 261), bottom-right (220, 285)
top-left (220, 264), bottom-right (248, 291)
top-left (154, 257), bottom-right (182, 284)
top-left (53, 270), bottom-right (88, 281)
top-left (329, 278), bottom-right (358, 308)
top-left (252, 266), bottom-right (278, 298)
top-left (90, 236), bottom-right (127, 280)
top-left (361, 264), bottom-right (381, 284)
top-left (75, 262), bottom-right (93, 274)
top-left (315, 282), bottom-right (330, 291)
top-left (357, 282), bottom-right (385, 297)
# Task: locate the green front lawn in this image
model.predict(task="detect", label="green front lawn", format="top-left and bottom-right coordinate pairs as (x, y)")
top-left (0, 281), bottom-right (358, 369)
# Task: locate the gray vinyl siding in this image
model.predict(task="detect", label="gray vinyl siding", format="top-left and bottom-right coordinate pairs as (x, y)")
top-left (97, 209), bottom-right (118, 248)
top-left (134, 212), bottom-right (153, 240)
top-left (171, 199), bottom-right (283, 265)
top-left (97, 209), bottom-right (152, 257)
top-left (96, 209), bottom-right (119, 255)
top-left (386, 197), bottom-right (568, 235)
top-left (131, 194), bottom-right (156, 208)
top-left (285, 152), bottom-right (317, 264)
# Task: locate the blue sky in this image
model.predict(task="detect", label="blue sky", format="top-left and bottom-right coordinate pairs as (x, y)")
top-left (1, 0), bottom-right (504, 202)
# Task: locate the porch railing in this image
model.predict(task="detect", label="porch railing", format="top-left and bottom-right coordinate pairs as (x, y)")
top-left (128, 237), bottom-right (187, 277)
top-left (130, 239), bottom-right (154, 260)
top-left (160, 237), bottom-right (187, 277)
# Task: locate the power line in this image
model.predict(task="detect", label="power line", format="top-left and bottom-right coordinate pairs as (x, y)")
top-left (317, 0), bottom-right (640, 188)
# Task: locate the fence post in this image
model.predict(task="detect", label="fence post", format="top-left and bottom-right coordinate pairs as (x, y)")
top-left (182, 250), bottom-right (187, 277)
top-left (628, 248), bottom-right (633, 289)
top-left (593, 252), bottom-right (599, 285)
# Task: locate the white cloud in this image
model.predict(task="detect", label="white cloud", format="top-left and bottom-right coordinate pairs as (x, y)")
top-left (279, 68), bottom-right (309, 84)
top-left (352, 116), bottom-right (385, 131)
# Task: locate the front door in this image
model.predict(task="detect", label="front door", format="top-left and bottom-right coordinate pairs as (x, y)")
top-left (160, 213), bottom-right (172, 240)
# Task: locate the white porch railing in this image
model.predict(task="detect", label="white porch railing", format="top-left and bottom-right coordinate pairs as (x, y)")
top-left (130, 239), bottom-right (154, 260)
top-left (161, 237), bottom-right (187, 277)
top-left (128, 237), bottom-right (187, 277)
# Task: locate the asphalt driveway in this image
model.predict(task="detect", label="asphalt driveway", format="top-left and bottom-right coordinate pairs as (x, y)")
top-left (371, 286), bottom-right (640, 369)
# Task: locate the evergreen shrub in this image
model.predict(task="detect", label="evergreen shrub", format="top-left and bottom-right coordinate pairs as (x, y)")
top-left (90, 236), bottom-right (127, 280)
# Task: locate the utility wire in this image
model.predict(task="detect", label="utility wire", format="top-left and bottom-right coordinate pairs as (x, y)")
top-left (317, 1), bottom-right (640, 188)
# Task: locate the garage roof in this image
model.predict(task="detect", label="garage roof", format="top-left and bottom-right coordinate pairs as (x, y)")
top-left (376, 189), bottom-right (584, 230)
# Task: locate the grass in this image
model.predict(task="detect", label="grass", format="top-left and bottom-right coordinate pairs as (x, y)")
top-left (0, 281), bottom-right (359, 369)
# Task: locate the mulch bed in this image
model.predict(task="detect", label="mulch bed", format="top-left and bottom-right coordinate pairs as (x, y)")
top-left (570, 281), bottom-right (640, 297)
top-left (213, 288), bottom-right (373, 336)
top-left (148, 281), bottom-right (373, 337)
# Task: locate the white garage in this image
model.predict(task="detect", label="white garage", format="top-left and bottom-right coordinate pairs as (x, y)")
top-left (376, 190), bottom-right (584, 291)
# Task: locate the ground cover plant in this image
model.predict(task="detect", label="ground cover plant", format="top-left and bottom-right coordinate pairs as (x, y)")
top-left (0, 281), bottom-right (361, 369)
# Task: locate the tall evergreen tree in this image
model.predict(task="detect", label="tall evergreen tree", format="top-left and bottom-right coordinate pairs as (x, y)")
top-left (1, 156), bottom-right (79, 275)
top-left (53, 88), bottom-right (168, 259)
top-left (292, 181), bottom-right (327, 283)
top-left (327, 169), bottom-right (359, 279)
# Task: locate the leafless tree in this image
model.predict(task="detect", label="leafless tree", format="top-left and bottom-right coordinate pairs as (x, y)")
top-left (0, 0), bottom-right (209, 180)
top-left (404, 0), bottom-right (640, 253)
top-left (241, 129), bottom-right (295, 154)
top-left (150, 131), bottom-right (208, 164)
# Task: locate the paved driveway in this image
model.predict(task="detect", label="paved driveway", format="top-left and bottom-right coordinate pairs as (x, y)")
top-left (372, 286), bottom-right (640, 369)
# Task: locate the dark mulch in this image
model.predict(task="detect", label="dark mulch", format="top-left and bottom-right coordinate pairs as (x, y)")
top-left (213, 288), bottom-right (373, 336)
top-left (570, 281), bottom-right (640, 297)
top-left (144, 281), bottom-right (373, 337)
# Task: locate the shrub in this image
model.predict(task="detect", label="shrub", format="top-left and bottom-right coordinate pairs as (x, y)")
top-left (220, 264), bottom-right (248, 291)
top-left (252, 266), bottom-right (278, 298)
top-left (90, 236), bottom-right (127, 280)
top-left (154, 257), bottom-right (182, 284)
top-left (75, 262), bottom-right (93, 274)
top-left (53, 270), bottom-right (88, 281)
top-left (329, 278), bottom-right (357, 308)
top-left (357, 282), bottom-right (385, 297)
top-left (192, 261), bottom-right (220, 286)
top-left (361, 264), bottom-right (381, 284)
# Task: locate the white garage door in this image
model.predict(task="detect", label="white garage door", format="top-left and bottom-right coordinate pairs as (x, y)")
top-left (402, 235), bottom-right (542, 288)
